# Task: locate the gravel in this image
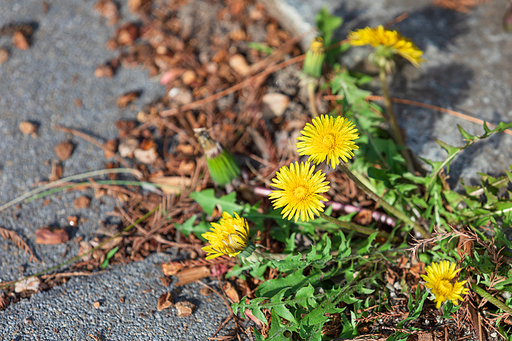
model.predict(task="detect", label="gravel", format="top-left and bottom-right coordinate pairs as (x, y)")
top-left (0, 253), bottom-right (233, 340)
top-left (0, 0), bottom-right (229, 339)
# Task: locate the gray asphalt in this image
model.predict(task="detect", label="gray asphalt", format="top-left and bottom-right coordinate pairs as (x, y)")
top-left (0, 0), bottom-right (232, 340)
top-left (0, 253), bottom-right (232, 340)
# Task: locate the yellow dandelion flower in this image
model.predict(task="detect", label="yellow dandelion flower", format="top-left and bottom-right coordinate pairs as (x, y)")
top-left (201, 212), bottom-right (249, 260)
top-left (421, 261), bottom-right (470, 309)
top-left (348, 25), bottom-right (424, 67)
top-left (269, 161), bottom-right (330, 222)
top-left (297, 115), bottom-right (359, 168)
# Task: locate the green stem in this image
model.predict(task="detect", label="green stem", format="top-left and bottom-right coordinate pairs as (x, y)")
top-left (471, 282), bottom-right (512, 314)
top-left (307, 81), bottom-right (319, 118)
top-left (379, 68), bottom-right (414, 172)
top-left (0, 206), bottom-right (159, 290)
top-left (319, 212), bottom-right (389, 239)
top-left (338, 163), bottom-right (430, 238)
top-left (379, 68), bottom-right (403, 146)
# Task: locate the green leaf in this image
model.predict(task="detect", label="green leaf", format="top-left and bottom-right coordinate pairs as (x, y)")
top-left (100, 246), bottom-right (119, 269)
top-left (174, 215), bottom-right (204, 240)
top-left (397, 290), bottom-right (428, 328)
top-left (189, 189), bottom-right (244, 216)
top-left (247, 42), bottom-right (274, 55)
top-left (315, 7), bottom-right (342, 47)
top-left (256, 269), bottom-right (307, 298)
top-left (457, 125), bottom-right (476, 142)
top-left (272, 288), bottom-right (298, 324)
top-left (357, 232), bottom-right (377, 254)
top-left (267, 309), bottom-right (293, 340)
top-left (294, 284), bottom-right (315, 309)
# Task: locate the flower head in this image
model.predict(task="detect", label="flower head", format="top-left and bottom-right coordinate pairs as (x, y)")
top-left (201, 212), bottom-right (249, 260)
top-left (269, 161), bottom-right (330, 222)
top-left (297, 115), bottom-right (359, 168)
top-left (348, 25), bottom-right (424, 67)
top-left (421, 261), bottom-right (469, 309)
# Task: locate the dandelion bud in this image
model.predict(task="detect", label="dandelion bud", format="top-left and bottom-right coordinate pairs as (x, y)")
top-left (194, 128), bottom-right (240, 186)
top-left (302, 37), bottom-right (326, 79)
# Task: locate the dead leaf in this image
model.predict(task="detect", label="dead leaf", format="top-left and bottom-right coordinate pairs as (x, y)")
top-left (168, 87), bottom-right (192, 105)
top-left (103, 139), bottom-right (118, 158)
top-left (133, 147), bottom-right (158, 164)
top-left (211, 50), bottom-right (227, 63)
top-left (181, 70), bottom-right (196, 85)
top-left (0, 294), bottom-right (9, 310)
top-left (94, 64), bottom-right (114, 78)
top-left (117, 91), bottom-right (140, 108)
top-left (417, 333), bottom-right (433, 341)
top-left (223, 282), bottom-right (240, 303)
top-left (157, 292), bottom-right (174, 311)
top-left (159, 276), bottom-right (171, 287)
top-left (94, 0), bottom-right (118, 24)
top-left (176, 144), bottom-right (194, 155)
top-left (54, 141), bottom-right (74, 160)
top-left (177, 160), bottom-right (195, 175)
top-left (229, 54), bottom-right (250, 76)
top-left (36, 227), bottom-right (69, 245)
top-left (98, 236), bottom-right (123, 250)
top-left (229, 29), bottom-right (246, 41)
top-left (13, 32), bottom-right (29, 50)
top-left (175, 301), bottom-right (195, 317)
top-left (117, 23), bottom-right (139, 46)
top-left (73, 196), bottom-right (90, 209)
top-left (128, 0), bottom-right (143, 12)
top-left (162, 262), bottom-right (184, 276)
top-left (354, 208), bottom-right (373, 225)
top-left (262, 93), bottom-right (290, 117)
top-left (78, 241), bottom-right (93, 261)
top-left (200, 287), bottom-right (212, 296)
top-left (175, 266), bottom-right (210, 287)
top-left (19, 121), bottom-right (37, 135)
top-left (0, 48), bottom-right (8, 65)
top-left (118, 138), bottom-right (139, 158)
top-left (149, 176), bottom-right (191, 194)
top-left (14, 277), bottom-right (40, 293)
top-left (49, 162), bottom-right (62, 182)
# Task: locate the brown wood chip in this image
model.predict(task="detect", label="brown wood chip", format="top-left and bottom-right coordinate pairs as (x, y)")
top-left (35, 227), bottom-right (69, 245)
top-left (157, 292), bottom-right (174, 311)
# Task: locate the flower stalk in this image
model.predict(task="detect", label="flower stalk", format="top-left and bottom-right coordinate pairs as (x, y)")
top-left (338, 162), bottom-right (430, 238)
top-left (471, 282), bottom-right (512, 314)
top-left (307, 81), bottom-right (319, 118)
top-left (379, 67), bottom-right (415, 172)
